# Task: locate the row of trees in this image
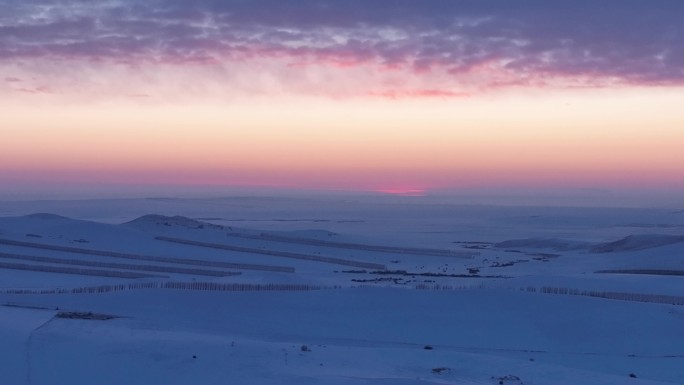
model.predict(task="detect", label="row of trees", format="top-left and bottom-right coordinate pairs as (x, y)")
top-left (523, 286), bottom-right (684, 305)
top-left (0, 261), bottom-right (159, 279)
top-left (1, 281), bottom-right (334, 295)
top-left (3, 280), bottom-right (682, 307)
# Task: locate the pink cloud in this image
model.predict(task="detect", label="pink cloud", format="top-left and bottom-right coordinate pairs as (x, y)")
top-left (366, 89), bottom-right (471, 99)
top-left (16, 85), bottom-right (53, 94)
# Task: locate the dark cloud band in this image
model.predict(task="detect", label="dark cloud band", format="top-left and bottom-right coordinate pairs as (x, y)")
top-left (2, 0), bottom-right (683, 86)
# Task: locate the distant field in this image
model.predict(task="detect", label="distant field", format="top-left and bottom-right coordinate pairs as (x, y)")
top-left (227, 232), bottom-right (475, 258)
top-left (0, 261), bottom-right (162, 279)
top-left (0, 251), bottom-right (240, 277)
top-left (0, 238), bottom-right (295, 273)
top-left (596, 269), bottom-right (684, 276)
top-left (156, 236), bottom-right (387, 270)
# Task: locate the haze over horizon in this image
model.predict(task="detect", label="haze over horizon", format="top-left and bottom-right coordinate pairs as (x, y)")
top-left (2, 1), bottom-right (684, 197)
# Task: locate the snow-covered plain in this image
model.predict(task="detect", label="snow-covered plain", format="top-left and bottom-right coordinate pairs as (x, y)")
top-left (0, 196), bottom-right (683, 384)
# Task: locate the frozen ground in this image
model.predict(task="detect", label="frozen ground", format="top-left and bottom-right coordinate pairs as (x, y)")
top-left (0, 196), bottom-right (683, 384)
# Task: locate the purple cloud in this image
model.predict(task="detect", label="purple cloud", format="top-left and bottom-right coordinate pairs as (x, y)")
top-left (16, 85), bottom-right (52, 94)
top-left (1, 0), bottom-right (683, 88)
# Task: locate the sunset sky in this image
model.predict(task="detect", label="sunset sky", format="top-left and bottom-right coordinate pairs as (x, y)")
top-left (2, 1), bottom-right (684, 196)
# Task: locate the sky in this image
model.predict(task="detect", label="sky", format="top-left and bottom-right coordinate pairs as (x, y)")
top-left (2, 1), bottom-right (684, 198)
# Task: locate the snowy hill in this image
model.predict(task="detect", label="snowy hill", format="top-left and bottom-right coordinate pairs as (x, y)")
top-left (592, 234), bottom-right (684, 253)
top-left (494, 238), bottom-right (591, 251)
top-left (0, 198), bottom-right (683, 384)
top-left (123, 214), bottom-right (225, 230)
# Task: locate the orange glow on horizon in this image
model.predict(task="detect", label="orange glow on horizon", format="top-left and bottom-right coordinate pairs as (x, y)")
top-left (374, 188), bottom-right (427, 197)
top-left (2, 87), bottom-right (684, 192)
